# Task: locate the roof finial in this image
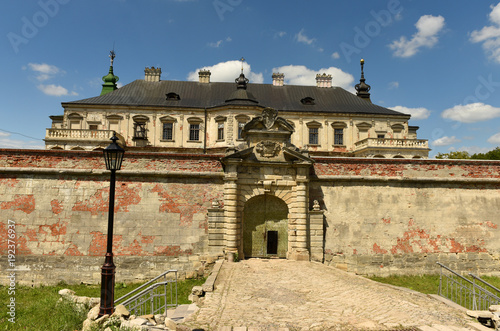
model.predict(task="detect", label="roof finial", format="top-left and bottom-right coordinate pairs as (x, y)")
top-left (109, 49), bottom-right (116, 67)
top-left (240, 57), bottom-right (245, 74)
top-left (355, 58), bottom-right (371, 102)
top-left (101, 49), bottom-right (119, 96)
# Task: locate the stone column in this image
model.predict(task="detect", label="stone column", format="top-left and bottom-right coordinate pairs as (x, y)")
top-left (224, 161), bottom-right (240, 261)
top-left (309, 200), bottom-right (324, 262)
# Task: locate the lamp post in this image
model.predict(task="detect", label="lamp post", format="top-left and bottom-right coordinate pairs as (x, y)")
top-left (98, 132), bottom-right (125, 317)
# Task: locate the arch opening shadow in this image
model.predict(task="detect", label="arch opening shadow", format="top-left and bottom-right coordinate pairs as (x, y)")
top-left (243, 195), bottom-right (288, 258)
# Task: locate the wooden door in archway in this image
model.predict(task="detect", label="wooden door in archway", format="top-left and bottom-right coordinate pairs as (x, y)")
top-left (243, 195), bottom-right (288, 258)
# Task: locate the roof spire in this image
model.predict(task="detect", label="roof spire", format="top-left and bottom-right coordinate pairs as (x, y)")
top-left (355, 59), bottom-right (371, 102)
top-left (240, 57), bottom-right (245, 74)
top-left (235, 57), bottom-right (249, 89)
top-left (100, 50), bottom-right (119, 96)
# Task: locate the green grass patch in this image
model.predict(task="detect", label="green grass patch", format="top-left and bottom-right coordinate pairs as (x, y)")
top-left (0, 278), bottom-right (205, 331)
top-left (368, 274), bottom-right (500, 296)
top-left (368, 274), bottom-right (442, 294)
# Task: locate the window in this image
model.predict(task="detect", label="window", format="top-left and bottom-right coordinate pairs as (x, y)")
top-left (217, 122), bottom-right (224, 140)
top-left (334, 128), bottom-right (344, 145)
top-left (238, 122), bottom-right (245, 139)
top-left (163, 122), bottom-right (173, 140)
top-left (89, 124), bottom-right (98, 130)
top-left (190, 124), bottom-right (200, 141)
top-left (235, 115), bottom-right (250, 140)
top-left (134, 122), bottom-right (147, 139)
top-left (377, 134), bottom-right (385, 139)
top-left (309, 127), bottom-right (319, 145)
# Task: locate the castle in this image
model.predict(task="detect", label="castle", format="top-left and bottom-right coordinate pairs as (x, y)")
top-left (0, 58), bottom-right (498, 285)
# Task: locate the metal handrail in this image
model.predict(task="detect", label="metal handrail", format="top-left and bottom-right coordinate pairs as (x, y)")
top-left (470, 273), bottom-right (500, 295)
top-left (114, 269), bottom-right (177, 305)
top-left (119, 281), bottom-right (169, 306)
top-left (437, 262), bottom-right (500, 310)
top-left (114, 270), bottom-right (178, 316)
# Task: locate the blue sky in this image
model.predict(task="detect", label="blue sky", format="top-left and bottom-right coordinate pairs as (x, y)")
top-left (1, 0), bottom-right (500, 157)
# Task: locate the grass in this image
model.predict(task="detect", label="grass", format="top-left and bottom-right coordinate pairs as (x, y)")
top-left (368, 274), bottom-right (500, 296)
top-left (368, 274), bottom-right (442, 294)
top-left (0, 278), bottom-right (205, 331)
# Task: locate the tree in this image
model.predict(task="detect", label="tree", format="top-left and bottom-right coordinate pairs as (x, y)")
top-left (435, 151), bottom-right (471, 159)
top-left (471, 147), bottom-right (500, 160)
top-left (435, 147), bottom-right (500, 160)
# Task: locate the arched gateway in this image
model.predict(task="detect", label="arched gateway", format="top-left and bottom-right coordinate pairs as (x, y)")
top-left (243, 195), bottom-right (288, 258)
top-left (207, 108), bottom-right (324, 262)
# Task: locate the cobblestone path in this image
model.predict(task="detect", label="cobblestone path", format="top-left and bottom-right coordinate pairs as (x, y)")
top-left (185, 259), bottom-right (483, 331)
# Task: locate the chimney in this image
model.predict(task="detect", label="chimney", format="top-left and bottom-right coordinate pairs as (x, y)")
top-left (272, 72), bottom-right (284, 86)
top-left (198, 69), bottom-right (211, 83)
top-left (316, 73), bottom-right (332, 88)
top-left (144, 67), bottom-right (161, 82)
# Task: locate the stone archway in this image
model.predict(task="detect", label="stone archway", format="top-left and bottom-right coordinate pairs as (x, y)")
top-left (243, 195), bottom-right (288, 258)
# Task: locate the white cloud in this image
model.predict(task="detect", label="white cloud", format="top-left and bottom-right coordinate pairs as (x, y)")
top-left (0, 132), bottom-right (10, 137)
top-left (388, 81), bottom-right (399, 89)
top-left (275, 31), bottom-right (286, 38)
top-left (271, 65), bottom-right (355, 91)
top-left (389, 15), bottom-right (445, 57)
top-left (390, 105), bottom-right (430, 120)
top-left (296, 29), bottom-right (315, 45)
top-left (441, 102), bottom-right (500, 123)
top-left (451, 145), bottom-right (490, 154)
top-left (0, 136), bottom-right (44, 149)
top-left (27, 63), bottom-right (63, 81)
top-left (470, 3), bottom-right (500, 63)
top-left (488, 132), bottom-right (500, 144)
top-left (432, 136), bottom-right (461, 146)
top-left (37, 84), bottom-right (78, 97)
top-left (331, 52), bottom-right (340, 59)
top-left (187, 60), bottom-right (264, 84)
top-left (208, 37), bottom-right (232, 48)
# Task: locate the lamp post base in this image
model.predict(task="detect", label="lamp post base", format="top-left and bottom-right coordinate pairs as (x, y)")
top-left (98, 252), bottom-right (115, 317)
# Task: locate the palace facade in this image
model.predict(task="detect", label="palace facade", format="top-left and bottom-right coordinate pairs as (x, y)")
top-left (44, 60), bottom-right (429, 159)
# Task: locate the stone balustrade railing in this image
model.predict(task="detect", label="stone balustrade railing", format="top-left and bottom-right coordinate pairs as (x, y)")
top-left (355, 138), bottom-right (429, 150)
top-left (45, 129), bottom-right (114, 141)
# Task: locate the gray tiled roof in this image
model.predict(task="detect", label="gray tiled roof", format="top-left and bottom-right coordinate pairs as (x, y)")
top-left (64, 80), bottom-right (407, 117)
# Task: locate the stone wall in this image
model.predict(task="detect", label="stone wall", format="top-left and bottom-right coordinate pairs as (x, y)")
top-left (0, 149), bottom-right (224, 285)
top-left (311, 157), bottom-right (500, 276)
top-left (2, 150), bottom-right (500, 284)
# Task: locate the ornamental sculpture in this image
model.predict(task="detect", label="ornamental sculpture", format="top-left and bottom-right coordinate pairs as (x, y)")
top-left (255, 140), bottom-right (281, 158)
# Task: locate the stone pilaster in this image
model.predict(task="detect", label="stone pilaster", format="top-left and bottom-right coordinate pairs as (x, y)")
top-left (309, 200), bottom-right (324, 262)
top-left (224, 161), bottom-right (240, 261)
top-left (208, 200), bottom-right (225, 256)
top-left (289, 167), bottom-right (310, 261)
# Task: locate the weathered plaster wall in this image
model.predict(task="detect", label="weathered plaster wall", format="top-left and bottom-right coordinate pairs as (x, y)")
top-left (311, 157), bottom-right (500, 276)
top-left (2, 151), bottom-right (500, 284)
top-left (0, 150), bottom-right (224, 285)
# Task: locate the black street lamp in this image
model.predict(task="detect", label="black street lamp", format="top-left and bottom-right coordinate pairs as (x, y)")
top-left (98, 132), bottom-right (125, 317)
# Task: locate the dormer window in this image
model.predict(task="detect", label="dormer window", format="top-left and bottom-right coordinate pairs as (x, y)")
top-left (300, 97), bottom-right (315, 105)
top-left (166, 92), bottom-right (180, 101)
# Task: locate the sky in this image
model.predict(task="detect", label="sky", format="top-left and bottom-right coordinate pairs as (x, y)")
top-left (1, 0), bottom-right (500, 158)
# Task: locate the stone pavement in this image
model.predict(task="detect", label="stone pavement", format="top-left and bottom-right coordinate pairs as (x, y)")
top-left (183, 259), bottom-right (488, 331)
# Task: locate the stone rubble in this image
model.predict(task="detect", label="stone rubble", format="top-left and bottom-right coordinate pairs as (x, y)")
top-left (467, 305), bottom-right (500, 329)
